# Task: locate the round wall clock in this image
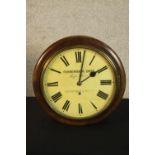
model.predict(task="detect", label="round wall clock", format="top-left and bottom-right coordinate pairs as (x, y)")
top-left (33, 36), bottom-right (126, 126)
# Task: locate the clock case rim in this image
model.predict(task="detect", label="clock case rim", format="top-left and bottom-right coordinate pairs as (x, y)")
top-left (41, 46), bottom-right (118, 119)
top-left (33, 36), bottom-right (126, 126)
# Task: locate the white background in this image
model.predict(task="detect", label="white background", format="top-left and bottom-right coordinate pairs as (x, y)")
top-left (0, 0), bottom-right (155, 154)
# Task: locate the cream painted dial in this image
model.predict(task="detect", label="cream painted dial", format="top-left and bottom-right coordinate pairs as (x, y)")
top-left (41, 47), bottom-right (116, 119)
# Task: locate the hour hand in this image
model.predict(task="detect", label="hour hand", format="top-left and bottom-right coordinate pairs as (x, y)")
top-left (90, 65), bottom-right (108, 77)
top-left (80, 65), bottom-right (108, 84)
top-left (96, 65), bottom-right (108, 74)
top-left (80, 71), bottom-right (96, 83)
top-left (90, 71), bottom-right (96, 77)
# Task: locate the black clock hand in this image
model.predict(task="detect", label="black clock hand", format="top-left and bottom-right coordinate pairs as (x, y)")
top-left (80, 65), bottom-right (108, 84)
top-left (96, 65), bottom-right (108, 74)
top-left (77, 50), bottom-right (86, 86)
top-left (80, 71), bottom-right (96, 83)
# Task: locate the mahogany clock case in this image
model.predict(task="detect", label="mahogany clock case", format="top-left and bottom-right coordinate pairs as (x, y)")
top-left (33, 36), bottom-right (126, 125)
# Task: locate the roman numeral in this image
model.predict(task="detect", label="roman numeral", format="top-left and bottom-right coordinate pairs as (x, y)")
top-left (89, 55), bottom-right (96, 65)
top-left (75, 51), bottom-right (81, 63)
top-left (90, 101), bottom-right (97, 110)
top-left (60, 56), bottom-right (70, 66)
top-left (51, 92), bottom-right (62, 102)
top-left (97, 90), bottom-right (108, 100)
top-left (97, 66), bottom-right (108, 74)
top-left (47, 82), bottom-right (58, 86)
top-left (100, 80), bottom-right (112, 85)
top-left (49, 68), bottom-right (61, 74)
top-left (62, 100), bottom-right (70, 111)
top-left (78, 104), bottom-right (83, 114)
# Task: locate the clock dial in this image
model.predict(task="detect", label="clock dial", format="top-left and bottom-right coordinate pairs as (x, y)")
top-left (41, 48), bottom-right (116, 119)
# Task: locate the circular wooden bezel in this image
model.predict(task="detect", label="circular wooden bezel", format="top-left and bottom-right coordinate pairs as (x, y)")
top-left (33, 36), bottom-right (126, 126)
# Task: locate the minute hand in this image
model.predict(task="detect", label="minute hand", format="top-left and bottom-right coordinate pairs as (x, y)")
top-left (80, 65), bottom-right (108, 84)
top-left (77, 50), bottom-right (86, 85)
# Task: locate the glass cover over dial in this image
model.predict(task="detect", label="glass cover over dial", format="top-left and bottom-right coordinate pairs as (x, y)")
top-left (41, 47), bottom-right (116, 119)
